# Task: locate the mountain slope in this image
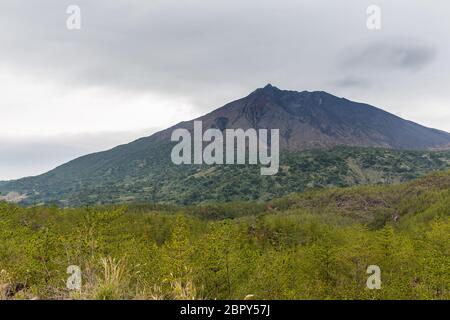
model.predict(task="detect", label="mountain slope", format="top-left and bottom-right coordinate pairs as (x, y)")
top-left (154, 84), bottom-right (450, 150)
top-left (1, 85), bottom-right (450, 206)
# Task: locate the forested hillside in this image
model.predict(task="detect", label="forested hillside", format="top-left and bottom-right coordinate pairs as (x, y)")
top-left (2, 146), bottom-right (449, 206)
top-left (1, 170), bottom-right (449, 300)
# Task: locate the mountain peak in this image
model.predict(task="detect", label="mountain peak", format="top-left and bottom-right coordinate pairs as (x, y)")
top-left (203, 85), bottom-right (450, 151)
top-left (253, 85), bottom-right (333, 100)
top-left (263, 83), bottom-right (276, 90)
top-left (253, 83), bottom-right (282, 95)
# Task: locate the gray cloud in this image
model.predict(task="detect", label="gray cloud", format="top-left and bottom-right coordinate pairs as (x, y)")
top-left (341, 41), bottom-right (437, 72)
top-left (0, 0), bottom-right (377, 108)
top-left (334, 76), bottom-right (373, 89)
top-left (0, 1), bottom-right (447, 108)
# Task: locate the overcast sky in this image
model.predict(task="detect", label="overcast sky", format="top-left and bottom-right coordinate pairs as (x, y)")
top-left (1, 0), bottom-right (449, 180)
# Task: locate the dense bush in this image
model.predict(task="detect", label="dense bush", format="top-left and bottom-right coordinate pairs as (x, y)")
top-left (0, 171), bottom-right (449, 300)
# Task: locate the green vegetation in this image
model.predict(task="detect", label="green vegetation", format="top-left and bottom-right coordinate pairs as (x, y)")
top-left (1, 170), bottom-right (449, 300)
top-left (2, 146), bottom-right (450, 206)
